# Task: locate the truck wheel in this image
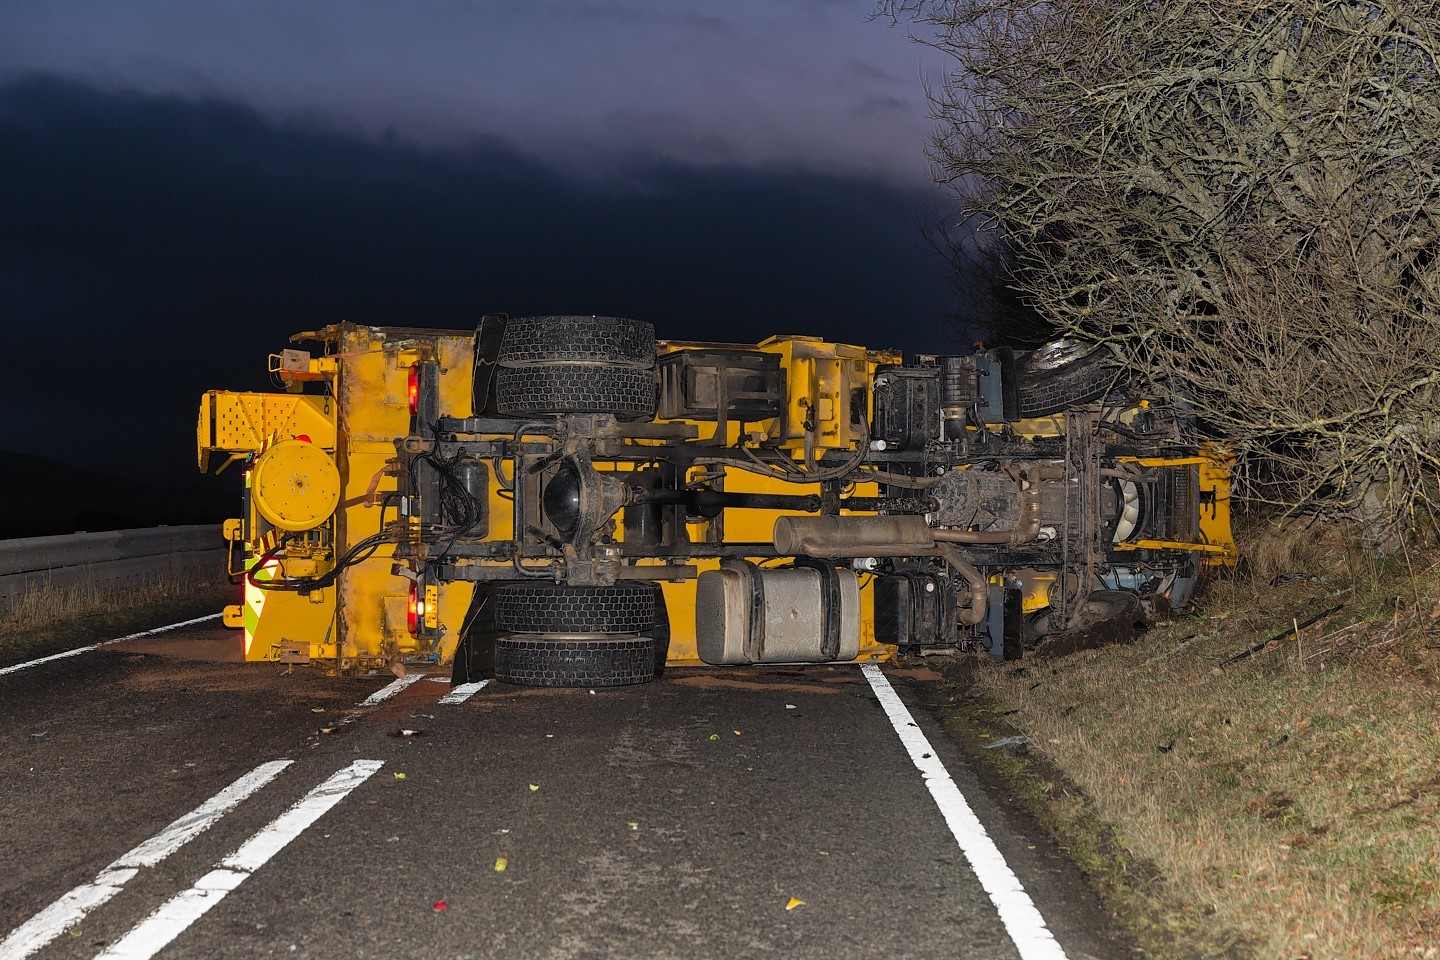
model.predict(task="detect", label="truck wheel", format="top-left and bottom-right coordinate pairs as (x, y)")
top-left (494, 364), bottom-right (657, 417)
top-left (1015, 341), bottom-right (1115, 417)
top-left (497, 315), bottom-right (655, 366)
top-left (493, 635), bottom-right (657, 687)
top-left (495, 315), bottom-right (658, 417)
top-left (494, 582), bottom-right (659, 634)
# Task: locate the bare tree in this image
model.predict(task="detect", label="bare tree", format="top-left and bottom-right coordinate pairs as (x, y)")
top-left (885, 0), bottom-right (1440, 548)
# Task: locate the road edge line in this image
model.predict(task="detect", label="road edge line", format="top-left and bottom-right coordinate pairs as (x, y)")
top-left (0, 614), bottom-right (223, 678)
top-left (861, 663), bottom-right (1071, 960)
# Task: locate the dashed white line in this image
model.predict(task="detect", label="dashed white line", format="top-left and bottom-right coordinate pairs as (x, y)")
top-left (96, 760), bottom-right (384, 960)
top-left (438, 679), bottom-right (489, 704)
top-left (0, 614), bottom-right (223, 678)
top-left (0, 760), bottom-right (292, 960)
top-left (357, 673), bottom-right (425, 706)
top-left (861, 663), bottom-right (1070, 960)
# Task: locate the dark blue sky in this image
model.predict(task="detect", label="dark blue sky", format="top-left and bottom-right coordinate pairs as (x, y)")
top-left (0, 2), bottom-right (971, 489)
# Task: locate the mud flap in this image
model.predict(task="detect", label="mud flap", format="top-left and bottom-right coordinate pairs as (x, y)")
top-left (451, 583), bottom-right (498, 684)
top-left (647, 588), bottom-right (671, 678)
top-left (979, 583), bottom-right (1023, 661)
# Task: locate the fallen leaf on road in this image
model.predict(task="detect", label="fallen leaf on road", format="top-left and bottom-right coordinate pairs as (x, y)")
top-left (785, 897), bottom-right (805, 911)
top-left (528, 784), bottom-right (539, 791)
top-left (733, 730), bottom-right (742, 735)
top-left (627, 822), bottom-right (639, 830)
top-left (709, 734), bottom-right (721, 741)
top-left (394, 772), bottom-right (407, 780)
top-left (494, 857), bottom-right (508, 872)
top-left (311, 708), bottom-right (325, 713)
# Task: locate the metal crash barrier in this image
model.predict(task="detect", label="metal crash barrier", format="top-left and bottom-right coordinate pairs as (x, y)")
top-left (0, 526), bottom-right (225, 604)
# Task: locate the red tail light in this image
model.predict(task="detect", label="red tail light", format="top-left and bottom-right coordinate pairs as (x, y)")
top-left (408, 364), bottom-right (420, 415)
top-left (407, 579), bottom-right (420, 635)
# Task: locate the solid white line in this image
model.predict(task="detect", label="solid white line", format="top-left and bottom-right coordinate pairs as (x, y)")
top-left (357, 673), bottom-right (425, 706)
top-left (0, 614), bottom-right (223, 678)
top-left (0, 760), bottom-right (291, 960)
top-left (861, 664), bottom-right (1070, 960)
top-left (438, 679), bottom-right (489, 704)
top-left (96, 760), bottom-right (384, 960)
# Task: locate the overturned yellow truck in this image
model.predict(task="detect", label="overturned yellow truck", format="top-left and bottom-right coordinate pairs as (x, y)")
top-left (197, 317), bottom-right (1234, 686)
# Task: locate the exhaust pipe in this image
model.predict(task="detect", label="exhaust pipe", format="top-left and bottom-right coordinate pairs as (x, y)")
top-left (773, 516), bottom-right (988, 625)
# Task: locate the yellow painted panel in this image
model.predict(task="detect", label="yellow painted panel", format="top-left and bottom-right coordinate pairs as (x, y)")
top-left (199, 392), bottom-right (335, 471)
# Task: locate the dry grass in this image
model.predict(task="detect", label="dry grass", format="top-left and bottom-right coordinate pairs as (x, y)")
top-left (0, 570), bottom-right (236, 661)
top-left (949, 515), bottom-right (1440, 959)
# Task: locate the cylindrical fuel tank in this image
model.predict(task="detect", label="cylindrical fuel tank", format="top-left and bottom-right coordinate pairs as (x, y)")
top-left (695, 561), bottom-right (861, 665)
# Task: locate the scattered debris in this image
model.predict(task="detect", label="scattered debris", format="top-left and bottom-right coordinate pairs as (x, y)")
top-left (982, 735), bottom-right (1028, 750)
top-left (1224, 604), bottom-right (1344, 665)
top-left (432, 900), bottom-right (447, 912)
top-left (785, 897), bottom-right (805, 911)
top-left (388, 728), bottom-right (428, 738)
top-left (1269, 572), bottom-right (1315, 586)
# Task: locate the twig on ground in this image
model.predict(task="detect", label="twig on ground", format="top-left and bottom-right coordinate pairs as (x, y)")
top-left (1224, 604), bottom-right (1346, 666)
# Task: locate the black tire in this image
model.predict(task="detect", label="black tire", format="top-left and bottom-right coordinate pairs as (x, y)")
top-left (494, 635), bottom-right (657, 687)
top-left (494, 582), bottom-right (660, 634)
top-left (498, 315), bottom-right (655, 367)
top-left (1016, 350), bottom-right (1116, 417)
top-left (494, 364), bottom-right (658, 418)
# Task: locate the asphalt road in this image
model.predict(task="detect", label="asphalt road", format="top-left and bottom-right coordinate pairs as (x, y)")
top-left (0, 620), bottom-right (1132, 960)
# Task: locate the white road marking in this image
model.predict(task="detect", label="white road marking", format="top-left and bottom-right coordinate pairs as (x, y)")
top-left (357, 673), bottom-right (425, 706)
top-left (96, 760), bottom-right (384, 960)
top-left (0, 614), bottom-right (223, 678)
top-left (438, 679), bottom-right (489, 704)
top-left (861, 664), bottom-right (1071, 960)
top-left (0, 760), bottom-right (292, 960)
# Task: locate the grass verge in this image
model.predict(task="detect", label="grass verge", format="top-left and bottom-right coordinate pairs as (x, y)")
top-left (929, 516), bottom-right (1440, 959)
top-left (0, 570), bottom-right (237, 665)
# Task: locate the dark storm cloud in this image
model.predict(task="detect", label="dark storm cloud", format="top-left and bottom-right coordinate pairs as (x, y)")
top-left (0, 75), bottom-right (958, 488)
top-left (0, 0), bottom-right (943, 183)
